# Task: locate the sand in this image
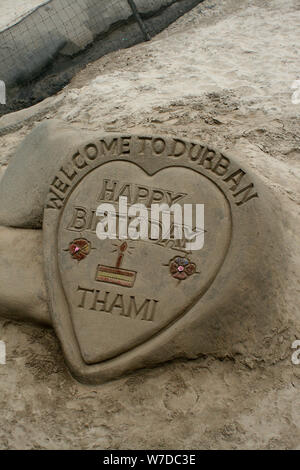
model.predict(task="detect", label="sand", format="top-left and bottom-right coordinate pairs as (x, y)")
top-left (0, 0), bottom-right (50, 31)
top-left (0, 0), bottom-right (299, 449)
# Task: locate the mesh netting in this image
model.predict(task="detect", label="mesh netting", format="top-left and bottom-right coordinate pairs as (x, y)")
top-left (1, 0), bottom-right (203, 86)
top-left (0, 0), bottom-right (203, 115)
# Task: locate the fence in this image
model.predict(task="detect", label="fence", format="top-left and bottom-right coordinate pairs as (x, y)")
top-left (0, 0), bottom-right (203, 88)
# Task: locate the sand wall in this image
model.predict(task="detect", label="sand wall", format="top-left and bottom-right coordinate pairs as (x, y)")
top-left (0, 0), bottom-right (202, 87)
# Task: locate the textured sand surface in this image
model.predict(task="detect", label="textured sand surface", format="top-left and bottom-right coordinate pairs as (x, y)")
top-left (0, 0), bottom-right (299, 449)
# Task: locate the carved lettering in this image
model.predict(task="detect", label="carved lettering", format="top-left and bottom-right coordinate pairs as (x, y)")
top-left (51, 176), bottom-right (70, 194)
top-left (100, 137), bottom-right (118, 156)
top-left (138, 136), bottom-right (152, 156)
top-left (46, 187), bottom-right (65, 209)
top-left (223, 169), bottom-right (246, 192)
top-left (212, 155), bottom-right (230, 176)
top-left (72, 151), bottom-right (88, 170)
top-left (169, 138), bottom-right (187, 158)
top-left (68, 207), bottom-right (88, 230)
top-left (233, 183), bottom-right (259, 206)
top-left (84, 143), bottom-right (98, 160)
top-left (98, 179), bottom-right (118, 201)
top-left (77, 286), bottom-right (158, 322)
top-left (152, 138), bottom-right (166, 155)
top-left (45, 135), bottom-right (259, 210)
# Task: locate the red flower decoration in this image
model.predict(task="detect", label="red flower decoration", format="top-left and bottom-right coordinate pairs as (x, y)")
top-left (69, 239), bottom-right (91, 261)
top-left (170, 257), bottom-right (196, 280)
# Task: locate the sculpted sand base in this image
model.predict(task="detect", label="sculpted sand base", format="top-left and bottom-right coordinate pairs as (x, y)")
top-left (0, 121), bottom-right (285, 383)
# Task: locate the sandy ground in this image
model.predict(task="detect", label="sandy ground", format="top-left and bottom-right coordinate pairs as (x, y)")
top-left (0, 0), bottom-right (49, 31)
top-left (0, 0), bottom-right (299, 449)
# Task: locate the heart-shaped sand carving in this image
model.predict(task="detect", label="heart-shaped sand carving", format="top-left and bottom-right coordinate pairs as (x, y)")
top-left (45, 159), bottom-right (231, 372)
top-left (0, 124), bottom-right (275, 385)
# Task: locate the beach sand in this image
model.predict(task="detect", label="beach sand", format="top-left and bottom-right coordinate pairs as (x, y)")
top-left (0, 0), bottom-right (299, 449)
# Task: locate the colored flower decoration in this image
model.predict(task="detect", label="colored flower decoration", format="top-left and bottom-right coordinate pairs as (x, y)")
top-left (169, 257), bottom-right (196, 280)
top-left (69, 239), bottom-right (91, 261)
